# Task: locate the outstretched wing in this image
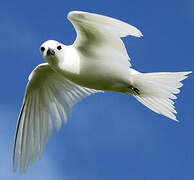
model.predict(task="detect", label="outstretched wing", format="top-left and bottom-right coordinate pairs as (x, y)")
top-left (13, 63), bottom-right (99, 173)
top-left (68, 11), bottom-right (143, 67)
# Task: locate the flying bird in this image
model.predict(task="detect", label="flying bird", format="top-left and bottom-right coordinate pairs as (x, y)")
top-left (13, 11), bottom-right (191, 173)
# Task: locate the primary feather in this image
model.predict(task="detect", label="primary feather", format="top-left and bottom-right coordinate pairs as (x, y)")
top-left (13, 63), bottom-right (99, 173)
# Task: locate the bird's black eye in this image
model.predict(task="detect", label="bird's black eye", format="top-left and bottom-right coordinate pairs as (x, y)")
top-left (40, 47), bottom-right (45, 52)
top-left (57, 45), bottom-right (62, 50)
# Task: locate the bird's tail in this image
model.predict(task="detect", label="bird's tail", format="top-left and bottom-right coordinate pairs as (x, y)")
top-left (131, 70), bottom-right (191, 121)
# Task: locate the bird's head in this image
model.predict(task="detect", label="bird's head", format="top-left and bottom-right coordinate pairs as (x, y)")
top-left (40, 40), bottom-right (65, 66)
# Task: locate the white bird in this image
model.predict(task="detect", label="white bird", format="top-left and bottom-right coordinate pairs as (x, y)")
top-left (13, 11), bottom-right (191, 173)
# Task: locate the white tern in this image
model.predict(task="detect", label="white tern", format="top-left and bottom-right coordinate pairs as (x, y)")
top-left (13, 11), bottom-right (191, 173)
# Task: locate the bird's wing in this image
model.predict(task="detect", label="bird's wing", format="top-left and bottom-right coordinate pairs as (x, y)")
top-left (68, 11), bottom-right (142, 67)
top-left (13, 63), bottom-right (99, 173)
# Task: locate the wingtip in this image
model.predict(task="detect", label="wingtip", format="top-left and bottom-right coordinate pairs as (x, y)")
top-left (186, 71), bottom-right (192, 75)
top-left (133, 28), bottom-right (143, 38)
top-left (173, 118), bottom-right (179, 122)
top-left (138, 31), bottom-right (143, 37)
top-left (67, 10), bottom-right (86, 20)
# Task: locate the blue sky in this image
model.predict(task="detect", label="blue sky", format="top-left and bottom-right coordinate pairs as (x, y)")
top-left (0, 0), bottom-right (194, 179)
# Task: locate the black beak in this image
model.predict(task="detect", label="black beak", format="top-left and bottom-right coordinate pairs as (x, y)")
top-left (47, 48), bottom-right (55, 56)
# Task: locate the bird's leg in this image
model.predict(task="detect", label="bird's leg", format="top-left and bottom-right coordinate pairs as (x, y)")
top-left (129, 85), bottom-right (140, 95)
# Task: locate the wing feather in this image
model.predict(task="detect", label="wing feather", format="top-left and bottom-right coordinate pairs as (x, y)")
top-left (13, 63), bottom-right (100, 173)
top-left (68, 11), bottom-right (143, 67)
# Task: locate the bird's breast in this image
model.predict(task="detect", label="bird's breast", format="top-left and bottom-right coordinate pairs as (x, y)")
top-left (59, 59), bottom-right (132, 92)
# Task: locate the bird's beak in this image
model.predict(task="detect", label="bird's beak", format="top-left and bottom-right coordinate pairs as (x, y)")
top-left (47, 48), bottom-right (55, 56)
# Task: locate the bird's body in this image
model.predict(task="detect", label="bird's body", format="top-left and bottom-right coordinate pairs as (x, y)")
top-left (13, 11), bottom-right (191, 173)
top-left (46, 44), bottom-right (132, 92)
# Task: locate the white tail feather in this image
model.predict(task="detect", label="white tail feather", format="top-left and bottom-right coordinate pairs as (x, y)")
top-left (132, 71), bottom-right (192, 121)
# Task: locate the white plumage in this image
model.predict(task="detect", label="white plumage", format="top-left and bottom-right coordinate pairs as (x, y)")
top-left (13, 11), bottom-right (191, 173)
